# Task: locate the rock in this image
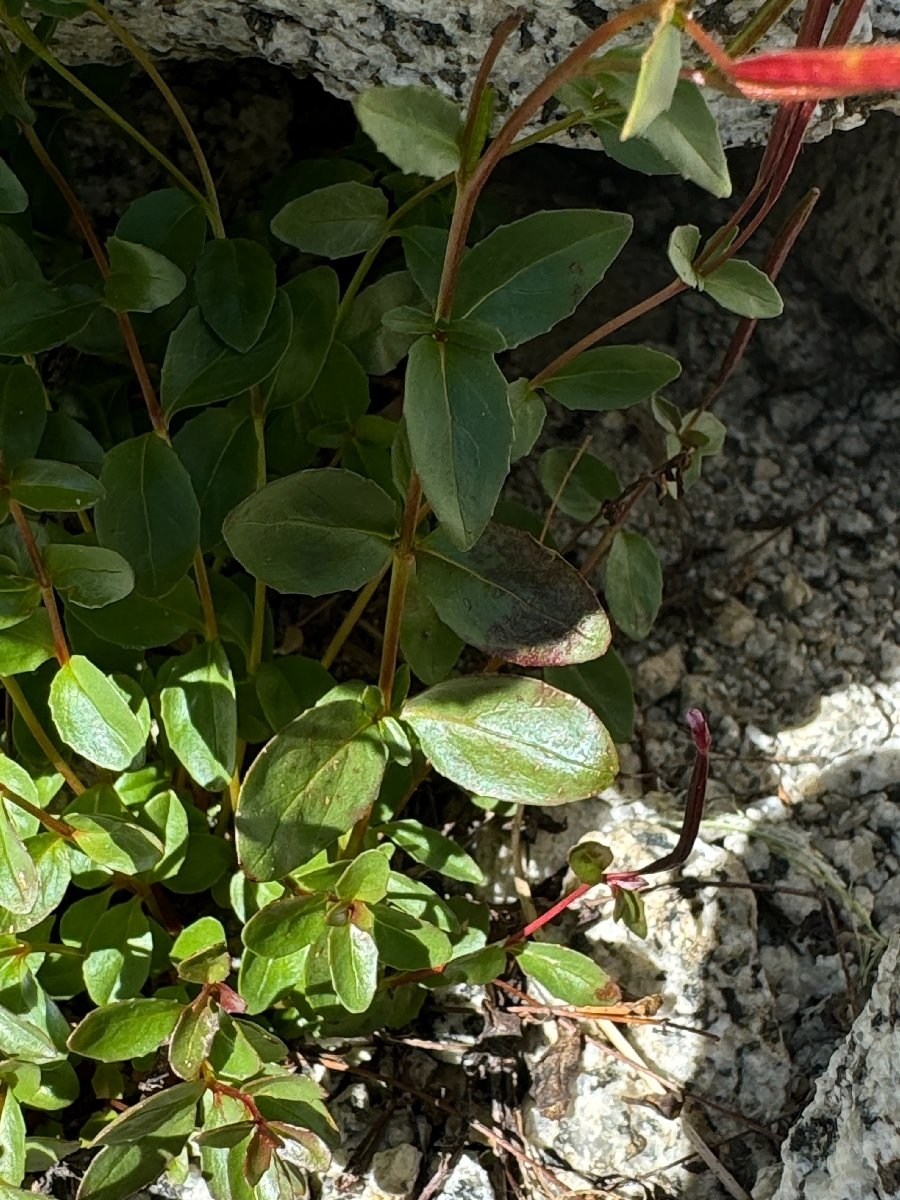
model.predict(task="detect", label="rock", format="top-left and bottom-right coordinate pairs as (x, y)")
top-left (363, 1145), bottom-right (423, 1200)
top-left (46, 1), bottom-right (900, 150)
top-left (769, 931), bottom-right (900, 1200)
top-left (712, 598), bottom-right (758, 647)
top-left (435, 1154), bottom-right (495, 1200)
top-left (634, 643), bottom-right (684, 703)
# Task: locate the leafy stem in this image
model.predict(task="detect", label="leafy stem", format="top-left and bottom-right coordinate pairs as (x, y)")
top-left (0, 675), bottom-right (85, 794)
top-left (377, 473), bottom-right (423, 706)
top-left (321, 562), bottom-right (390, 671)
top-left (7, 499), bottom-right (69, 666)
top-left (0, 785), bottom-right (74, 839)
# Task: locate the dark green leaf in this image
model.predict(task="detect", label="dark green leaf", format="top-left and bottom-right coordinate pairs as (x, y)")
top-left (237, 946), bottom-right (308, 1015)
top-left (306, 341), bottom-right (369, 425)
top-left (263, 267), bottom-right (338, 410)
top-left (242, 896), bottom-right (328, 959)
top-left (620, 22), bottom-right (681, 139)
top-left (115, 188), bottom-right (207, 274)
top-left (168, 997), bottom-right (220, 1080)
top-left (544, 648), bottom-right (634, 744)
top-left (8, 459), bottom-right (104, 513)
top-left (0, 229), bottom-right (43, 290)
top-left (0, 157), bottom-right (27, 213)
top-left (567, 836), bottom-right (614, 884)
top-left (37, 413), bottom-right (103, 477)
top-left (236, 699), bottom-right (388, 880)
top-left (542, 345), bottom-right (681, 411)
top-left (67, 813), bottom-right (163, 875)
top-left (405, 336), bottom-right (511, 550)
top-left (355, 86), bottom-right (463, 178)
top-left (516, 942), bottom-right (613, 1005)
top-left (327, 922), bottom-right (377, 1014)
top-left (158, 639), bottom-right (236, 791)
top-left (94, 434), bottom-right (200, 597)
top-left (82, 896), bottom-right (152, 1004)
top-left (172, 406), bottom-right (257, 554)
top-left (255, 657), bottom-right (334, 733)
top-left (439, 944), bottom-right (506, 986)
top-left (43, 545), bottom-right (134, 609)
top-left (340, 270), bottom-right (422, 375)
top-left (384, 872), bottom-right (457, 930)
top-left (370, 904), bottom-right (452, 969)
top-left (160, 293), bottom-right (292, 417)
top-left (0, 284), bottom-right (98, 356)
top-left (224, 468), bottom-right (396, 596)
top-left (701, 259), bottom-right (783, 318)
top-left (400, 225), bottom-right (449, 306)
top-left (69, 576), bottom-right (202, 650)
top-left (604, 531), bottom-right (662, 640)
top-left (195, 238), bottom-right (277, 352)
top-left (0, 365), bottom-right (46, 470)
top-left (403, 674), bottom-right (618, 804)
top-left (335, 849), bottom-right (390, 904)
top-left (613, 886), bottom-right (648, 938)
top-left (416, 524), bottom-right (611, 666)
top-left (104, 237), bottom-right (186, 313)
top-left (67, 998), bottom-right (183, 1061)
top-left (271, 183), bottom-right (388, 259)
top-left (508, 379), bottom-right (545, 461)
top-left (453, 210), bottom-right (632, 348)
top-left (399, 570), bottom-right (463, 686)
top-left (49, 656), bottom-right (146, 770)
top-left (380, 819), bottom-right (484, 884)
top-left (538, 448), bottom-right (619, 522)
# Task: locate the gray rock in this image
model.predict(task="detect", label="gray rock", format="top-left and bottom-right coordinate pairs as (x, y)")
top-left (770, 931), bottom-right (900, 1200)
top-left (46, 1), bottom-right (900, 150)
top-left (634, 643), bottom-right (685, 703)
top-left (436, 1154), bottom-right (495, 1200)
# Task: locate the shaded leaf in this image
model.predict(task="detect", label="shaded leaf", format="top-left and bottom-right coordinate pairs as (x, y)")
top-left (82, 896), bottom-right (152, 1005)
top-left (8, 459), bottom-right (104, 513)
top-left (399, 570), bottom-right (463, 686)
top-left (195, 238), bottom-right (277, 352)
top-left (263, 267), bottom-right (338, 410)
top-left (604, 531), bottom-right (662, 640)
top-left (172, 406), bottom-right (257, 554)
top-left (104, 237), bottom-right (186, 313)
top-left (340, 270), bottom-right (422, 375)
top-left (702, 258), bottom-right (783, 318)
top-left (538, 448), bottom-right (619, 522)
top-left (0, 284), bottom-right (98, 356)
top-left (380, 819), bottom-right (484, 883)
top-left (542, 345), bottom-right (681, 411)
top-left (271, 182), bottom-right (388, 259)
top-left (0, 365), bottom-right (46, 470)
top-left (115, 188), bottom-right (207, 274)
top-left (545, 648), bottom-right (634, 744)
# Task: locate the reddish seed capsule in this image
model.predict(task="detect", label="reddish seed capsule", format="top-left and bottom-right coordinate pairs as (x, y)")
top-left (729, 46), bottom-right (900, 101)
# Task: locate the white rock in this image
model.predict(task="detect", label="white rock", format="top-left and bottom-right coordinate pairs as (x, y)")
top-left (436, 1153), bottom-right (495, 1200)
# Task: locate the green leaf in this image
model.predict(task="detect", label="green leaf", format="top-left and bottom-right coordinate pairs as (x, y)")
top-left (335, 849), bottom-right (390, 904)
top-left (405, 336), bottom-right (511, 550)
top-left (0, 798), bottom-right (38, 915)
top-left (236, 699), bottom-right (388, 880)
top-left (42, 545), bottom-right (134, 609)
top-left (195, 238), bottom-right (277, 352)
top-left (621, 22), bottom-right (681, 140)
top-left (0, 158), bottom-right (27, 213)
top-left (0, 284), bottom-right (98, 356)
top-left (0, 365), bottom-right (46, 470)
top-left (140, 788), bottom-right (190, 882)
top-left (160, 292), bottom-right (292, 417)
top-left (567, 836), bottom-right (614, 885)
top-left (380, 819), bottom-right (484, 884)
top-left (172, 915), bottom-right (226, 961)
top-left (82, 896), bottom-right (152, 1005)
top-left (0, 1087), bottom-right (24, 1187)
top-left (242, 896), bottom-right (328, 959)
top-left (327, 922), bottom-right (377, 1014)
top-left (0, 229), bottom-right (42, 291)
top-left (104, 237), bottom-right (186, 314)
top-left (7, 459), bottom-right (104, 513)
top-left (158, 639), bottom-right (236, 792)
top-left (49, 656), bottom-right (146, 770)
top-left (263, 267), bottom-right (338, 410)
top-left (613, 886), bottom-right (648, 938)
top-left (172, 405), bottom-right (257, 554)
top-left (255, 657), bottom-right (335, 734)
top-left (0, 607), bottom-right (51, 671)
top-left (402, 675), bottom-right (618, 804)
top-left (516, 942), bottom-right (613, 1006)
top-left (67, 998), bottom-right (183, 1061)
top-left (271, 183), bottom-right (388, 258)
top-left (115, 188), bottom-right (207, 274)
top-left (340, 270), bottom-right (422, 375)
top-left (238, 947), bottom-right (309, 1016)
top-left (37, 413), bottom-right (103, 477)
top-left (68, 576), bottom-right (202, 650)
top-left (0, 1009), bottom-right (60, 1065)
top-left (508, 379), bottom-right (545, 461)
top-left (604, 531), bottom-right (662, 640)
top-left (94, 434), bottom-right (200, 597)
top-left (701, 259), bottom-right (783, 318)
top-left (599, 75), bottom-right (731, 198)
top-left (544, 648), bottom-right (634, 744)
top-left (416, 524), bottom-right (611, 666)
top-left (399, 571), bottom-right (463, 686)
top-left (452, 210), bottom-right (632, 349)
top-left (542, 345), bottom-right (682, 411)
top-left (168, 997), bottom-right (220, 1080)
top-left (67, 813), bottom-right (163, 875)
top-left (667, 223), bottom-right (701, 285)
top-left (538, 448), bottom-right (619, 522)
top-left (0, 832), bottom-right (70, 934)
top-left (355, 85), bottom-right (462, 178)
top-left (400, 225), bottom-right (449, 306)
top-left (223, 469), bottom-right (396, 596)
top-left (306, 341), bottom-right (369, 425)
top-left (92, 1080), bottom-right (205, 1145)
top-left (370, 904), bottom-right (452, 969)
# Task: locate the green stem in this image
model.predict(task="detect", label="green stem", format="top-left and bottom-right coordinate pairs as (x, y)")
top-left (377, 474), bottom-right (422, 707)
top-left (84, 0), bottom-right (225, 237)
top-left (0, 787), bottom-right (74, 838)
top-left (8, 498), bottom-right (69, 666)
top-left (247, 398), bottom-right (268, 678)
top-left (192, 551), bottom-right (219, 642)
top-left (321, 562), bottom-right (390, 671)
top-left (0, 677), bottom-right (85, 795)
top-left (458, 8), bottom-right (526, 176)
top-left (2, 14), bottom-right (211, 216)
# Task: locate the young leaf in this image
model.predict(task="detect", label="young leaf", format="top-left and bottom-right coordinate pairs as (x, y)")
top-left (416, 524), bottom-right (611, 666)
top-left (168, 996), bottom-right (220, 1080)
top-left (67, 998), bottom-right (184, 1061)
top-left (8, 459), bottom-right (104, 513)
top-left (42, 545), bottom-right (134, 609)
top-left (49, 656), bottom-right (146, 770)
top-left (402, 675), bottom-right (618, 804)
top-left (613, 886), bottom-right (648, 938)
top-left (172, 915), bottom-right (227, 961)
top-left (158, 639), bottom-right (237, 792)
top-left (271, 182), bottom-right (388, 258)
top-left (516, 942), bottom-right (613, 1006)
top-left (452, 210), bottom-right (632, 348)
top-left (334, 848), bottom-right (390, 904)
top-left (701, 259), bottom-right (784, 318)
top-left (542, 345), bottom-right (681, 411)
top-left (0, 796), bottom-right (38, 915)
top-left (405, 335), bottom-right (511, 550)
top-left (604, 531), bottom-right (662, 640)
top-left (94, 434), bottom-right (201, 597)
top-left (370, 904), bottom-right (452, 969)
top-left (621, 21), bottom-right (682, 140)
top-left (0, 157), bottom-right (27, 213)
top-left (538, 448), bottom-right (619, 522)
top-left (160, 294), bottom-right (292, 417)
top-left (327, 921), bottom-right (378, 1014)
top-left (115, 188), bottom-right (207, 274)
top-left (508, 379), bottom-right (545, 461)
top-left (195, 238), bottom-right (277, 352)
top-left (0, 365), bottom-right (47, 470)
top-left (340, 270), bottom-right (422, 375)
top-left (264, 267), bottom-right (338, 410)
top-left (104, 237), bottom-right (186, 314)
top-left (380, 819), bottom-right (484, 884)
top-left (242, 896), bottom-right (328, 959)
top-left (0, 1085), bottom-right (25, 1186)
top-left (223, 469), bottom-right (396, 595)
top-left (0, 610), bottom-right (55, 675)
top-left (236, 699), bottom-right (389, 880)
top-left (667, 224), bottom-right (701, 285)
top-left (355, 85), bottom-right (463, 178)
top-left (82, 895), bottom-right (152, 1005)
top-left (545, 648), bottom-right (635, 744)
top-left (399, 571), bottom-right (463, 686)
top-left (568, 836), bottom-right (614, 885)
top-left (0, 284), bottom-right (98, 356)
top-left (67, 813), bottom-right (163, 875)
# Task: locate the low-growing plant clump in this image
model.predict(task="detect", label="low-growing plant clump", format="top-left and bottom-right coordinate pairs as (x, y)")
top-left (0, 0), bottom-right (894, 1194)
